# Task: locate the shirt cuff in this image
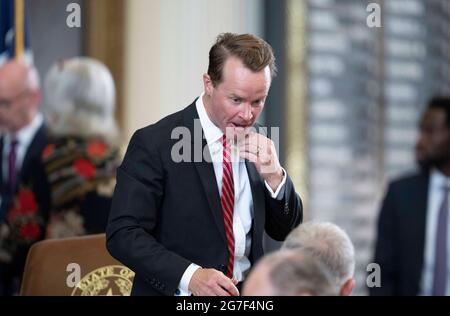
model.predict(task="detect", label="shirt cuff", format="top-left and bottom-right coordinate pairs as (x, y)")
top-left (176, 263), bottom-right (202, 296)
top-left (264, 167), bottom-right (287, 200)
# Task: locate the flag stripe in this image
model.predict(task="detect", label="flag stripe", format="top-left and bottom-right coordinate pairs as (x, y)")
top-left (14, 0), bottom-right (24, 59)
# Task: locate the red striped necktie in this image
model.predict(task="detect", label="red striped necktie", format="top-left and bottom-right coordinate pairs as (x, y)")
top-left (221, 135), bottom-right (235, 278)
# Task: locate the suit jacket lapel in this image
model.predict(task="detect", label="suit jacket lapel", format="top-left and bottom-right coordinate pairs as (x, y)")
top-left (0, 136), bottom-right (4, 190)
top-left (246, 122), bottom-right (266, 250)
top-left (409, 172), bottom-right (429, 289)
top-left (245, 161), bottom-right (264, 228)
top-left (183, 102), bottom-right (227, 244)
top-left (0, 137), bottom-right (8, 220)
top-left (245, 161), bottom-right (265, 262)
top-left (20, 123), bottom-right (47, 182)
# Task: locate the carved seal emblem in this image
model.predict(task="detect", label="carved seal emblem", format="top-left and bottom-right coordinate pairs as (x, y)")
top-left (71, 265), bottom-right (134, 296)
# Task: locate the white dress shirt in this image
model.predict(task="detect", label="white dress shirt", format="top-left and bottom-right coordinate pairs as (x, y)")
top-left (420, 169), bottom-right (450, 295)
top-left (177, 94), bottom-right (287, 296)
top-left (2, 113), bottom-right (44, 180)
top-left (0, 113), bottom-right (44, 209)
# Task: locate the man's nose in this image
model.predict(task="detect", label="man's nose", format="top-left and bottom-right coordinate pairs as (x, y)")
top-left (239, 103), bottom-right (253, 121)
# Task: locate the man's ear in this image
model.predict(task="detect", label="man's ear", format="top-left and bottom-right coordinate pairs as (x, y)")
top-left (340, 278), bottom-right (355, 296)
top-left (203, 73), bottom-right (213, 97)
top-left (30, 89), bottom-right (41, 110)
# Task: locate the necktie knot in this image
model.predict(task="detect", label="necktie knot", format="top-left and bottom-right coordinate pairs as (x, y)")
top-left (222, 135), bottom-right (229, 149)
top-left (11, 137), bottom-right (18, 148)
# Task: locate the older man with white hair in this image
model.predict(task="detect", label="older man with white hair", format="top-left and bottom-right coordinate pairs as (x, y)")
top-left (0, 61), bottom-right (50, 295)
top-left (282, 221), bottom-right (356, 296)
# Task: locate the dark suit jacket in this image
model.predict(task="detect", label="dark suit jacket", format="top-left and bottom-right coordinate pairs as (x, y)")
top-left (370, 170), bottom-right (429, 296)
top-left (0, 123), bottom-right (50, 220)
top-left (0, 123), bottom-right (50, 294)
top-left (106, 101), bottom-right (303, 296)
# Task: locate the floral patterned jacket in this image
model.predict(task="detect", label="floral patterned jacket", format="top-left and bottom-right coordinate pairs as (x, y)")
top-left (42, 136), bottom-right (120, 239)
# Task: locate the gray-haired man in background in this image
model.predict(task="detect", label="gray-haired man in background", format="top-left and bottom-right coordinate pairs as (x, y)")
top-left (282, 221), bottom-right (356, 296)
top-left (242, 248), bottom-right (339, 296)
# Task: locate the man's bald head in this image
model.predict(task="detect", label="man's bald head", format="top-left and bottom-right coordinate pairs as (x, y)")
top-left (0, 61), bottom-right (41, 132)
top-left (0, 61), bottom-right (40, 91)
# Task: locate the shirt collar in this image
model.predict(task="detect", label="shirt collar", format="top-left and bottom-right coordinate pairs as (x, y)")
top-left (195, 92), bottom-right (223, 145)
top-left (430, 168), bottom-right (450, 189)
top-left (5, 112), bottom-right (43, 147)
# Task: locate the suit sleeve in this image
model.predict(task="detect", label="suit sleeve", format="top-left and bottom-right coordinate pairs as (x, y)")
top-left (106, 130), bottom-right (191, 296)
top-left (264, 174), bottom-right (303, 241)
top-left (370, 184), bottom-right (399, 296)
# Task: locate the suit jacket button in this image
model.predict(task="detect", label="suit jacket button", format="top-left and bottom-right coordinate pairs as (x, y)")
top-left (175, 289), bottom-right (180, 295)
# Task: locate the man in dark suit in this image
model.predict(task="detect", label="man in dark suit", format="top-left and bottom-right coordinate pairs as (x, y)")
top-left (0, 61), bottom-right (50, 295)
top-left (106, 33), bottom-right (303, 296)
top-left (371, 97), bottom-right (450, 296)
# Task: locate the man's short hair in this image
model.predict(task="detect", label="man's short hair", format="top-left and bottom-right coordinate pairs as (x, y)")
top-left (282, 221), bottom-right (355, 287)
top-left (257, 249), bottom-right (338, 296)
top-left (427, 96), bottom-right (450, 127)
top-left (207, 32), bottom-right (276, 87)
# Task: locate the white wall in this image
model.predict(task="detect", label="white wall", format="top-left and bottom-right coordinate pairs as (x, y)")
top-left (124, 0), bottom-right (263, 142)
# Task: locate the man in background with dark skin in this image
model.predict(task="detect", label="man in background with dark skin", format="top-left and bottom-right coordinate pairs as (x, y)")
top-left (372, 97), bottom-right (450, 296)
